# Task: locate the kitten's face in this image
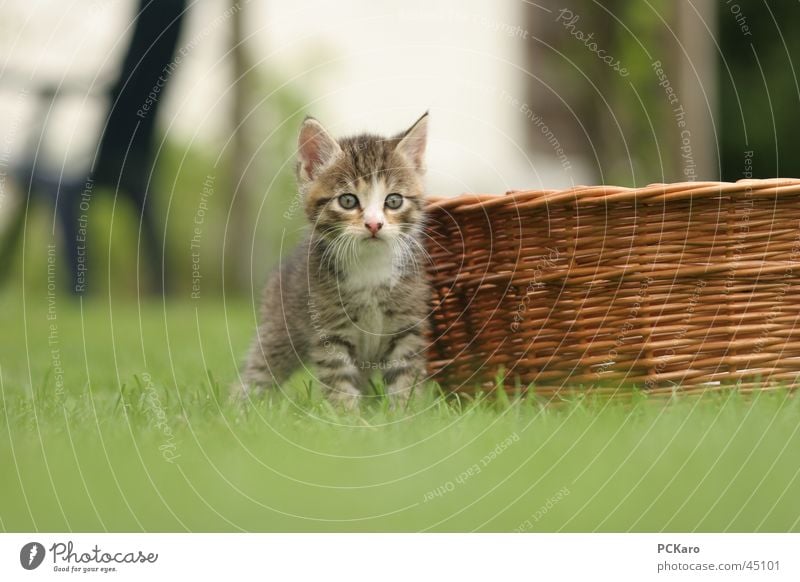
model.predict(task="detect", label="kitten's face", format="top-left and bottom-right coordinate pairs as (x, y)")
top-left (297, 114), bottom-right (428, 247)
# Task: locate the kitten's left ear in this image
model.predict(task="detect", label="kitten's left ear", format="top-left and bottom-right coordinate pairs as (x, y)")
top-left (297, 117), bottom-right (342, 184)
top-left (396, 111), bottom-right (428, 172)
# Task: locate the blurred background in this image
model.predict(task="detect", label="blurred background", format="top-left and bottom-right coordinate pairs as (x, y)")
top-left (0, 0), bottom-right (797, 299)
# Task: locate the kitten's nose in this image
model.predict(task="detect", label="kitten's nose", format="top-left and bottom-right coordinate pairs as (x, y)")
top-left (365, 221), bottom-right (383, 236)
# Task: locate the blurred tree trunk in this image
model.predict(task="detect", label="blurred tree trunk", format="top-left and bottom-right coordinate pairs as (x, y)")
top-left (677, 0), bottom-right (718, 181)
top-left (228, 0), bottom-right (252, 293)
top-left (523, 0), bottom-right (718, 186)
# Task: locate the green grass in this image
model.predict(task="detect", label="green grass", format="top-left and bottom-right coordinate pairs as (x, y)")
top-left (1, 291), bottom-right (799, 532)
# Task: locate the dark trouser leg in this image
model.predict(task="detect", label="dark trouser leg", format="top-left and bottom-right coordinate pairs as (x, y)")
top-left (131, 190), bottom-right (167, 295)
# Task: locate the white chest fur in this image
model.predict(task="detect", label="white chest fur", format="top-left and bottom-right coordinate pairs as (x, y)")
top-left (355, 295), bottom-right (384, 361)
top-left (342, 242), bottom-right (399, 290)
top-left (340, 243), bottom-right (398, 361)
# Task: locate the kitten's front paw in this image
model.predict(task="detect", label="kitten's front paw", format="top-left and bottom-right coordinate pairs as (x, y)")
top-left (326, 388), bottom-right (361, 412)
top-left (388, 390), bottom-right (411, 412)
top-left (229, 380), bottom-right (251, 401)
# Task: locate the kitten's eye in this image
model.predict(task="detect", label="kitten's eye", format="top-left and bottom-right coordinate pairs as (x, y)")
top-left (338, 193), bottom-right (359, 210)
top-left (384, 193), bottom-right (403, 210)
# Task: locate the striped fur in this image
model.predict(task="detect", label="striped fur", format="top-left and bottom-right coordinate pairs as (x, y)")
top-left (236, 113), bottom-right (431, 410)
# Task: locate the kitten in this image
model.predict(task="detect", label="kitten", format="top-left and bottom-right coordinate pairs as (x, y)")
top-left (236, 113), bottom-right (432, 410)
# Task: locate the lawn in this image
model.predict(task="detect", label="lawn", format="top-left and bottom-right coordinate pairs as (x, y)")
top-left (1, 291), bottom-right (799, 532)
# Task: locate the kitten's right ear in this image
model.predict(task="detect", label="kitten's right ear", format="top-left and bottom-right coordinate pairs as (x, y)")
top-left (396, 111), bottom-right (429, 172)
top-left (297, 117), bottom-right (342, 183)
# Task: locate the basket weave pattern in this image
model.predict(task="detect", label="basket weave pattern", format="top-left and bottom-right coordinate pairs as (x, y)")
top-left (424, 179), bottom-right (800, 394)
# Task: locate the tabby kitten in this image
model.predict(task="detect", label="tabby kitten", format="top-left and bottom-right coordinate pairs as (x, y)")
top-left (236, 113), bottom-right (432, 410)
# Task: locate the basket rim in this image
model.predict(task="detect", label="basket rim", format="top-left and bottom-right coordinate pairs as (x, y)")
top-left (426, 178), bottom-right (800, 212)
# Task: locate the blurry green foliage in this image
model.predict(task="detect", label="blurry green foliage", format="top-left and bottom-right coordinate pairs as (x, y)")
top-left (718, 1), bottom-right (800, 180)
top-left (529, 1), bottom-right (800, 184)
top-left (13, 66), bottom-right (309, 298)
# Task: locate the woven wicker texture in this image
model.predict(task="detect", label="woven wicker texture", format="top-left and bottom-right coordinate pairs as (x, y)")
top-left (424, 178), bottom-right (800, 395)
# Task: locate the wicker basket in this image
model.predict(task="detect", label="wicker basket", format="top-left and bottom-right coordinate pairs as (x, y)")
top-left (424, 178), bottom-right (800, 395)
